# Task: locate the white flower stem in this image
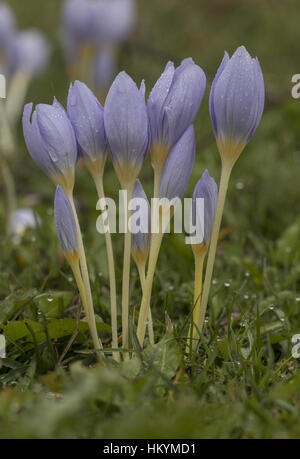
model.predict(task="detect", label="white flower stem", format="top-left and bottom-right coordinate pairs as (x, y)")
top-left (67, 191), bottom-right (102, 351)
top-left (153, 165), bottom-right (163, 201)
top-left (136, 259), bottom-right (155, 346)
top-left (121, 185), bottom-right (133, 360)
top-left (186, 246), bottom-right (207, 352)
top-left (67, 255), bottom-right (104, 354)
top-left (198, 159), bottom-right (233, 334)
top-left (137, 231), bottom-right (163, 347)
top-left (93, 174), bottom-right (120, 362)
top-left (67, 256), bottom-right (89, 321)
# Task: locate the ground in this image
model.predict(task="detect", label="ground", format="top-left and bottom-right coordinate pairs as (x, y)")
top-left (0, 0), bottom-right (300, 439)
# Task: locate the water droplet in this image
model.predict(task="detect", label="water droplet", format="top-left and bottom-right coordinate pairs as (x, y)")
top-left (244, 294), bottom-right (249, 300)
top-left (224, 282), bottom-right (230, 288)
top-left (236, 181), bottom-right (244, 190)
top-left (244, 271), bottom-right (250, 277)
top-left (269, 304), bottom-right (274, 310)
top-left (47, 295), bottom-right (54, 302)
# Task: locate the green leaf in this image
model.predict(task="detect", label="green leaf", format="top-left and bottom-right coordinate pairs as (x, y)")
top-left (276, 215), bottom-right (300, 262)
top-left (0, 318), bottom-right (112, 344)
top-left (0, 289), bottom-right (37, 325)
top-left (34, 290), bottom-right (74, 318)
top-left (143, 333), bottom-right (182, 380)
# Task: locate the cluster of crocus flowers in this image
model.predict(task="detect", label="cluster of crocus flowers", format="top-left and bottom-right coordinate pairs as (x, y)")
top-left (61, 0), bottom-right (136, 98)
top-left (22, 45), bottom-right (264, 361)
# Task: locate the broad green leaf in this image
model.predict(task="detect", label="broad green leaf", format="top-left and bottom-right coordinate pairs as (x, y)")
top-left (0, 289), bottom-right (37, 325)
top-left (0, 318), bottom-right (112, 344)
top-left (35, 291), bottom-right (74, 318)
top-left (143, 333), bottom-right (182, 380)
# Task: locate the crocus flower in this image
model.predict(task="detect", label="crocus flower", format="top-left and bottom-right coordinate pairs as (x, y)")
top-left (7, 30), bottom-right (50, 77)
top-left (93, 47), bottom-right (116, 94)
top-left (209, 46), bottom-right (265, 162)
top-left (190, 170), bottom-right (218, 246)
top-left (131, 179), bottom-right (151, 264)
top-left (148, 58), bottom-right (206, 166)
top-left (54, 185), bottom-right (78, 256)
top-left (158, 125), bottom-right (196, 201)
top-left (199, 47), bottom-right (265, 337)
top-left (67, 80), bottom-right (107, 170)
top-left (22, 99), bottom-right (78, 191)
top-left (104, 71), bottom-right (149, 188)
top-left (0, 3), bottom-right (16, 50)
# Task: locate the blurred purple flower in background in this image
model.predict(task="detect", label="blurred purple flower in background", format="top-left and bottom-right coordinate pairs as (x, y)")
top-left (0, 2), bottom-right (51, 237)
top-left (95, 0), bottom-right (136, 44)
top-left (10, 208), bottom-right (39, 240)
top-left (6, 29), bottom-right (50, 77)
top-left (0, 3), bottom-right (16, 50)
top-left (93, 47), bottom-right (116, 95)
top-left (61, 0), bottom-right (136, 92)
top-left (61, 0), bottom-right (101, 49)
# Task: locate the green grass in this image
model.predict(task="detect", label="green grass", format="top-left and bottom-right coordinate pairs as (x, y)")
top-left (0, 0), bottom-right (300, 439)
